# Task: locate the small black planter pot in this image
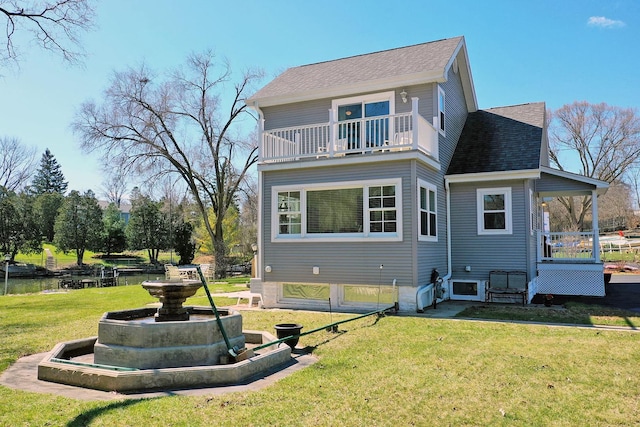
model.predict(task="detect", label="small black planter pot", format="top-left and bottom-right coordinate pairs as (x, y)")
top-left (274, 323), bottom-right (303, 349)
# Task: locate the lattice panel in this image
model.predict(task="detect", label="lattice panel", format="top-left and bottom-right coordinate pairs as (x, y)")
top-left (537, 269), bottom-right (605, 296)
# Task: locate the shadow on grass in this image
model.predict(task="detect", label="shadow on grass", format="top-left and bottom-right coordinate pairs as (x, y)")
top-left (66, 398), bottom-right (155, 427)
top-left (456, 302), bottom-right (640, 329)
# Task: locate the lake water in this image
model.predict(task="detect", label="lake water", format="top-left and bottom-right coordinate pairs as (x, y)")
top-left (1, 273), bottom-right (164, 295)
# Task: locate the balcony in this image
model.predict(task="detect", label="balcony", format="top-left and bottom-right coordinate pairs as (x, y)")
top-left (259, 99), bottom-right (439, 164)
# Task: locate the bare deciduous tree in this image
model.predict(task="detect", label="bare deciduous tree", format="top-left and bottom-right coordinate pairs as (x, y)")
top-left (0, 0), bottom-right (95, 66)
top-left (101, 168), bottom-right (129, 209)
top-left (0, 136), bottom-right (36, 191)
top-left (549, 101), bottom-right (640, 230)
top-left (73, 51), bottom-right (262, 276)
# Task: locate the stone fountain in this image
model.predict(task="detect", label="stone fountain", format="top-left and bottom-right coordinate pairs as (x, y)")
top-left (38, 278), bottom-right (291, 392)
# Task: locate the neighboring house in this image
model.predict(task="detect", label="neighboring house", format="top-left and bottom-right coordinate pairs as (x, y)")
top-left (98, 200), bottom-right (132, 224)
top-left (246, 36), bottom-right (608, 312)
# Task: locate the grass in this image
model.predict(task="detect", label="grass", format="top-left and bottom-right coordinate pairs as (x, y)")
top-left (14, 243), bottom-right (212, 268)
top-left (1, 288), bottom-right (640, 426)
top-left (457, 302), bottom-right (640, 328)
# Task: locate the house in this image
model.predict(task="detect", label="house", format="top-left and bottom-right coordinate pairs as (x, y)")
top-left (98, 200), bottom-right (132, 224)
top-left (245, 36), bottom-right (608, 312)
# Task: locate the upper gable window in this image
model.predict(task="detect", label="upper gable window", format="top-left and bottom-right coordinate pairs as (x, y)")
top-left (477, 188), bottom-right (512, 235)
top-left (437, 86), bottom-right (446, 135)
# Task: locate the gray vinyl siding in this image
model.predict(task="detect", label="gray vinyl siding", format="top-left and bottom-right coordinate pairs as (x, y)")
top-left (261, 160), bottom-right (416, 287)
top-left (415, 164), bottom-right (448, 286)
top-left (535, 172), bottom-right (596, 194)
top-left (439, 66), bottom-right (468, 172)
top-left (449, 180), bottom-right (529, 280)
top-left (262, 99), bottom-right (330, 130)
top-left (261, 86), bottom-right (436, 132)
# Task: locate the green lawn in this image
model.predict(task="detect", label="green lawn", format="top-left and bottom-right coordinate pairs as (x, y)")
top-left (457, 302), bottom-right (640, 328)
top-left (1, 287), bottom-right (639, 426)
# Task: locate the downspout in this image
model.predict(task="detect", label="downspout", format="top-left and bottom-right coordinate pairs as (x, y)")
top-left (443, 178), bottom-right (452, 286)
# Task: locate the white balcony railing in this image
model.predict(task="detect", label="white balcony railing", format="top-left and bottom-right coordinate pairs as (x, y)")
top-left (259, 98), bottom-right (438, 163)
top-left (537, 231), bottom-right (596, 262)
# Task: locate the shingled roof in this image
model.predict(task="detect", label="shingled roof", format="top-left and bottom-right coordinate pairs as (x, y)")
top-left (248, 36), bottom-right (467, 107)
top-left (447, 102), bottom-right (546, 175)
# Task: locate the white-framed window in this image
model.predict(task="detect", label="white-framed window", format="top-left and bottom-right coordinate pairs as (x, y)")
top-left (437, 86), bottom-right (446, 135)
top-left (477, 187), bottom-right (512, 235)
top-left (418, 178), bottom-right (437, 241)
top-left (277, 191), bottom-right (301, 235)
top-left (332, 92), bottom-right (395, 150)
top-left (272, 178), bottom-right (402, 242)
top-left (529, 189), bottom-right (535, 236)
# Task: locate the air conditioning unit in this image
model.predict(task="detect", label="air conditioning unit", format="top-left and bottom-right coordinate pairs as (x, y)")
top-left (449, 280), bottom-right (485, 301)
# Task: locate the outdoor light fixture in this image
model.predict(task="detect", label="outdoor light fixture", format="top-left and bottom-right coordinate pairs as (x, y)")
top-left (251, 243), bottom-right (258, 253)
top-left (400, 89), bottom-right (408, 103)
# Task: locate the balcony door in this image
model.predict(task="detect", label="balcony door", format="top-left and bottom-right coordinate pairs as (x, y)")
top-left (334, 92), bottom-right (394, 151)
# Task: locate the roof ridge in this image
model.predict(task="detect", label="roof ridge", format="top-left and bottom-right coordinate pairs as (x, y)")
top-left (483, 101), bottom-right (546, 111)
top-left (292, 36), bottom-right (464, 70)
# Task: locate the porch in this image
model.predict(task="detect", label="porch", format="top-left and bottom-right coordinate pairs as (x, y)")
top-left (534, 169), bottom-right (608, 297)
top-left (259, 98), bottom-right (439, 163)
top-left (535, 230), bottom-right (605, 296)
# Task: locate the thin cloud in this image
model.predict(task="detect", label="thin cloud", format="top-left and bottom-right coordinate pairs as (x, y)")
top-left (588, 16), bottom-right (625, 28)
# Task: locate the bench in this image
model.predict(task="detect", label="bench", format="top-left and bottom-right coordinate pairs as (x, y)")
top-left (486, 270), bottom-right (528, 305)
top-left (235, 291), bottom-right (264, 308)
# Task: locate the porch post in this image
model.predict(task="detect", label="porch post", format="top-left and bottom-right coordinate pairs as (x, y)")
top-left (328, 109), bottom-right (335, 157)
top-left (592, 189), bottom-right (600, 262)
top-left (411, 97), bottom-right (419, 150)
top-left (258, 115), bottom-right (265, 162)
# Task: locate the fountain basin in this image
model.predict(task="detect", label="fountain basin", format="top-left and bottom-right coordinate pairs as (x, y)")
top-left (37, 330), bottom-right (291, 392)
top-left (141, 279), bottom-right (202, 322)
top-left (94, 306), bottom-right (244, 369)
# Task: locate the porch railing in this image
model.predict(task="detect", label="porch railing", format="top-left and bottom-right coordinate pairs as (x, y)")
top-left (537, 231), bottom-right (596, 262)
top-left (259, 98), bottom-right (438, 163)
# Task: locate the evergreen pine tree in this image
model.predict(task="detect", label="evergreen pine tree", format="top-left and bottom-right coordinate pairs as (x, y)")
top-left (31, 149), bottom-right (68, 195)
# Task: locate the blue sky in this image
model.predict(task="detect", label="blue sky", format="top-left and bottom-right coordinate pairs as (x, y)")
top-left (1, 0), bottom-right (638, 195)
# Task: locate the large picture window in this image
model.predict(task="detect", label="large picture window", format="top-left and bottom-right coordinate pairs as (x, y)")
top-left (418, 179), bottom-right (437, 241)
top-left (477, 187), bottom-right (512, 235)
top-left (273, 179), bottom-right (402, 242)
top-left (307, 188), bottom-right (363, 233)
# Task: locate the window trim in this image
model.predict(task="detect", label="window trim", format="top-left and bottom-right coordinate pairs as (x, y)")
top-left (437, 86), bottom-right (446, 136)
top-left (272, 178), bottom-right (403, 242)
top-left (477, 187), bottom-right (512, 235)
top-left (331, 91), bottom-right (396, 117)
top-left (529, 189), bottom-right (535, 236)
top-left (417, 178), bottom-right (437, 242)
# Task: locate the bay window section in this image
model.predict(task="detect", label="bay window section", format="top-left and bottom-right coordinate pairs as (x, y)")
top-left (277, 191), bottom-right (301, 235)
top-left (369, 185), bottom-right (397, 233)
top-left (273, 179), bottom-right (402, 241)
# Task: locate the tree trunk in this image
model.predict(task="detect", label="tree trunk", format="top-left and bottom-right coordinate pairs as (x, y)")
top-left (213, 218), bottom-right (227, 279)
top-left (76, 248), bottom-right (84, 266)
